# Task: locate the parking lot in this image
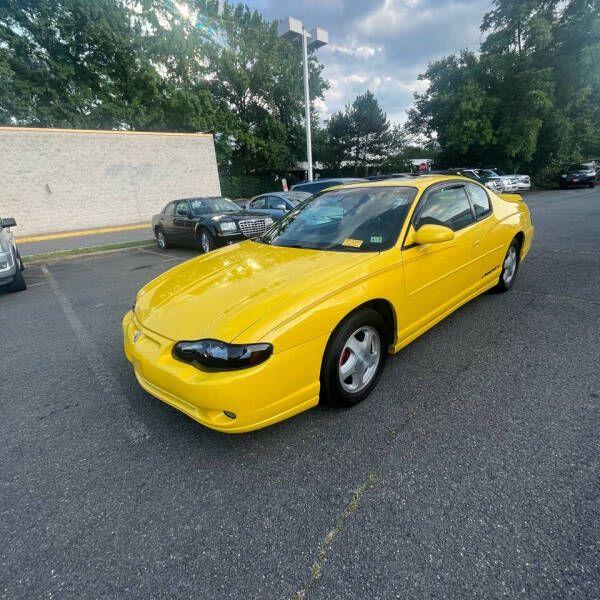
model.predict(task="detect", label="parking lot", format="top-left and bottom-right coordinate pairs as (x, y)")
top-left (2, 186), bottom-right (599, 598)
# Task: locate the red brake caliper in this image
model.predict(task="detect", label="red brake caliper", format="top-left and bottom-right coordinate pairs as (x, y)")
top-left (339, 348), bottom-right (351, 366)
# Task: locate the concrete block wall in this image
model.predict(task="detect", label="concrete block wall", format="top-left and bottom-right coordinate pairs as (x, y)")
top-left (0, 127), bottom-right (221, 237)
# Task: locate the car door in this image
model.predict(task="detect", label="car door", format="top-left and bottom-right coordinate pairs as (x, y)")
top-left (400, 183), bottom-right (479, 339)
top-left (173, 200), bottom-right (194, 244)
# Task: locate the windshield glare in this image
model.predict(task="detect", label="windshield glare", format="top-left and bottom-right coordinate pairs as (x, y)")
top-left (190, 197), bottom-right (238, 214)
top-left (260, 186), bottom-right (417, 252)
top-left (567, 164), bottom-right (590, 173)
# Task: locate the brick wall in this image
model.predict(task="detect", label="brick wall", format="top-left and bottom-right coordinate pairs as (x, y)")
top-left (0, 127), bottom-right (221, 236)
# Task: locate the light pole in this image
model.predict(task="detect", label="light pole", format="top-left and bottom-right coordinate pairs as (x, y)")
top-left (278, 17), bottom-right (328, 182)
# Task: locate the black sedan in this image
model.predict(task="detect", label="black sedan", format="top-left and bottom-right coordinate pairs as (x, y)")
top-left (152, 197), bottom-right (274, 253)
top-left (559, 164), bottom-right (597, 189)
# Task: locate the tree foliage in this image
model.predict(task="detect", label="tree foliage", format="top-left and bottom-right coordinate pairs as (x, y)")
top-left (0, 0), bottom-right (327, 176)
top-left (408, 0), bottom-right (600, 181)
top-left (321, 90), bottom-right (403, 175)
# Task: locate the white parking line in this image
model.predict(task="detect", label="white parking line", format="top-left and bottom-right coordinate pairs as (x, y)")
top-left (138, 248), bottom-right (184, 261)
top-left (41, 264), bottom-right (150, 443)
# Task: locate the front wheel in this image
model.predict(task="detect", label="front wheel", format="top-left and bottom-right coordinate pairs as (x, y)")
top-left (320, 308), bottom-right (388, 408)
top-left (494, 238), bottom-right (521, 292)
top-left (6, 265), bottom-right (26, 292)
top-left (198, 228), bottom-right (214, 254)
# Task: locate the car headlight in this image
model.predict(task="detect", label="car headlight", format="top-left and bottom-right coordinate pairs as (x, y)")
top-left (264, 217), bottom-right (273, 226)
top-left (172, 339), bottom-right (273, 370)
top-left (219, 221), bottom-right (237, 232)
top-left (561, 174), bottom-right (567, 178)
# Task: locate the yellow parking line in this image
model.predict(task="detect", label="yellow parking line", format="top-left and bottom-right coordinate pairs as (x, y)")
top-left (17, 223), bottom-right (150, 243)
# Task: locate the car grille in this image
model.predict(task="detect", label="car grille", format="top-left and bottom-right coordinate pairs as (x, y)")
top-left (239, 219), bottom-right (267, 238)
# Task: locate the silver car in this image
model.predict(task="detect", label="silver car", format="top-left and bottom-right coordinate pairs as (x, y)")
top-left (0, 217), bottom-right (26, 292)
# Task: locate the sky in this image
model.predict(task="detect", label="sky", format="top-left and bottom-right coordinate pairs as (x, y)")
top-left (237, 0), bottom-right (493, 124)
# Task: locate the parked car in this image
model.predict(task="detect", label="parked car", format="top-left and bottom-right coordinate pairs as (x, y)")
top-left (245, 191), bottom-right (311, 220)
top-left (559, 164), bottom-right (597, 189)
top-left (125, 175), bottom-right (534, 433)
top-left (445, 168), bottom-right (503, 193)
top-left (478, 169), bottom-right (520, 192)
top-left (290, 177), bottom-right (367, 195)
top-left (152, 196), bottom-right (274, 253)
top-left (0, 217), bottom-right (26, 293)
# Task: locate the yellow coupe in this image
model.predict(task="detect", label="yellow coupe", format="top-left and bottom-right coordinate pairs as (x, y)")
top-left (123, 176), bottom-right (533, 433)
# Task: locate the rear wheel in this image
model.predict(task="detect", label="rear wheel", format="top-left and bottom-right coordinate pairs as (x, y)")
top-left (6, 264), bottom-right (26, 292)
top-left (320, 308), bottom-right (388, 408)
top-left (589, 182), bottom-right (595, 189)
top-left (155, 227), bottom-right (169, 250)
top-left (494, 238), bottom-right (521, 292)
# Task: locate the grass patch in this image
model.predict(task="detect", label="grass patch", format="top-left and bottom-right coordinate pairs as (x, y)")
top-left (23, 239), bottom-right (154, 264)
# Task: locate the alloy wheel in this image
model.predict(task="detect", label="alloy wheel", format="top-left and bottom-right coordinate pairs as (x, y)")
top-left (502, 246), bottom-right (518, 285)
top-left (338, 326), bottom-right (381, 394)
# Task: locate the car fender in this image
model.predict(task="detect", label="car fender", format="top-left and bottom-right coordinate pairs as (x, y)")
top-left (233, 254), bottom-right (403, 354)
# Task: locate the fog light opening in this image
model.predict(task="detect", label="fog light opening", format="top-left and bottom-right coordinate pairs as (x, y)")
top-left (223, 411), bottom-right (237, 420)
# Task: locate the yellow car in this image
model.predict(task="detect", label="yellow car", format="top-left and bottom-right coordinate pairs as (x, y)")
top-left (123, 176), bottom-right (533, 433)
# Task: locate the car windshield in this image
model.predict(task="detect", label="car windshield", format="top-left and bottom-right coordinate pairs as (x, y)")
top-left (480, 169), bottom-right (500, 177)
top-left (567, 164), bottom-right (590, 173)
top-left (259, 186), bottom-right (417, 252)
top-left (190, 197), bottom-right (238, 215)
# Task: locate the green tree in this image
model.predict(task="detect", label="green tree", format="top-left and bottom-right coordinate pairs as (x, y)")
top-left (322, 90), bottom-right (391, 174)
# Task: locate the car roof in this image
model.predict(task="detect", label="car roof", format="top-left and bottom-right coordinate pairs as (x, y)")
top-left (322, 174), bottom-right (481, 193)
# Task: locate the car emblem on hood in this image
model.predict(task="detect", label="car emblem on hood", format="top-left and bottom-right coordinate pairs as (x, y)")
top-left (133, 330), bottom-right (141, 343)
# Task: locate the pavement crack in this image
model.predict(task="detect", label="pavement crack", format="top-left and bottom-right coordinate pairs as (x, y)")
top-left (292, 469), bottom-right (380, 600)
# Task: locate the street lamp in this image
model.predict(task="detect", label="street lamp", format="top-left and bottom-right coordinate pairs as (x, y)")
top-left (278, 17), bottom-right (329, 182)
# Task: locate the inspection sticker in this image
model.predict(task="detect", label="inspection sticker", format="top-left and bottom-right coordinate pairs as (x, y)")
top-left (342, 238), bottom-right (363, 248)
top-left (370, 236), bottom-right (383, 243)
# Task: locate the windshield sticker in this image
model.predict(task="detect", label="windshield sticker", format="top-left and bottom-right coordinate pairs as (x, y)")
top-left (342, 238), bottom-right (363, 248)
top-left (370, 236), bottom-right (383, 243)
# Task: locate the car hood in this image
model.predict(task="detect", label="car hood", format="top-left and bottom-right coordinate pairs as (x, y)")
top-left (134, 241), bottom-right (375, 342)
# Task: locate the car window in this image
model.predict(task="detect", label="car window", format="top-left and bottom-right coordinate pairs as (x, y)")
top-left (417, 185), bottom-right (474, 231)
top-left (175, 201), bottom-right (189, 216)
top-left (267, 196), bottom-right (286, 209)
top-left (295, 181), bottom-right (334, 194)
top-left (467, 184), bottom-right (492, 219)
top-left (163, 202), bottom-right (175, 216)
top-left (251, 197), bottom-right (267, 209)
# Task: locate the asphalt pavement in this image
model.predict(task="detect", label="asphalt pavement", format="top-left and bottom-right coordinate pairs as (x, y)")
top-left (1, 187), bottom-right (599, 599)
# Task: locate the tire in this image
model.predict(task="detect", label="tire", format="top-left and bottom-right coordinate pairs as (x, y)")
top-left (494, 237), bottom-right (521, 293)
top-left (589, 183), bottom-right (595, 189)
top-left (6, 264), bottom-right (26, 292)
top-left (197, 228), bottom-right (214, 254)
top-left (320, 308), bottom-right (388, 408)
top-left (155, 227), bottom-right (169, 250)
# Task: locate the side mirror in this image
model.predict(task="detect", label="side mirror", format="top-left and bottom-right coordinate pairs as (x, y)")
top-left (276, 204), bottom-right (286, 210)
top-left (414, 224), bottom-right (455, 245)
top-left (1, 217), bottom-right (16, 229)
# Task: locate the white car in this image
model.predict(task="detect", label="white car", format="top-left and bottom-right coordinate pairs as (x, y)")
top-left (478, 170), bottom-right (523, 192)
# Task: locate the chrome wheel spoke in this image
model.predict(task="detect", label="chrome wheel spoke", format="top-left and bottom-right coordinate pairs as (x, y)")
top-left (338, 326), bottom-right (381, 394)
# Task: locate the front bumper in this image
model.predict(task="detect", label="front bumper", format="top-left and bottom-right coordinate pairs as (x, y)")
top-left (122, 311), bottom-right (323, 433)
